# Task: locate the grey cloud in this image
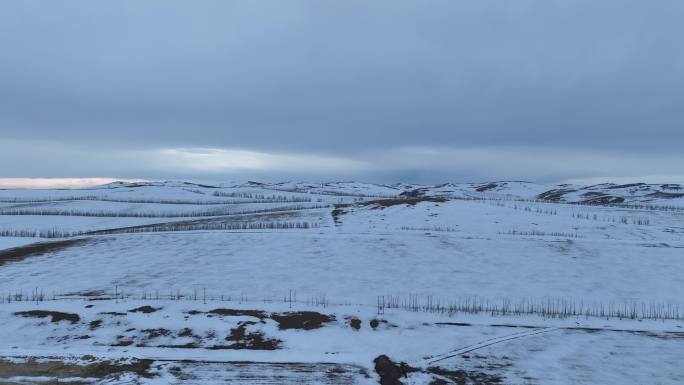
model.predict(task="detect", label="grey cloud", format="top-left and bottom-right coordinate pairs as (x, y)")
top-left (1, 138), bottom-right (682, 185)
top-left (0, 1), bottom-right (682, 181)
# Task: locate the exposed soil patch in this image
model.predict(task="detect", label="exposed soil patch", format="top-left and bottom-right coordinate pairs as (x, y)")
top-left (581, 191), bottom-right (608, 197)
top-left (0, 238), bottom-right (90, 267)
top-left (100, 311), bottom-right (127, 316)
top-left (208, 337), bottom-right (281, 350)
top-left (566, 327), bottom-right (684, 340)
top-left (580, 195), bottom-right (625, 205)
top-left (332, 204), bottom-right (351, 224)
top-left (221, 321), bottom-right (281, 350)
top-left (66, 289), bottom-right (107, 297)
top-left (83, 211), bottom-right (300, 236)
top-left (436, 322), bottom-right (472, 327)
top-left (89, 319), bottom-right (103, 329)
top-left (607, 183), bottom-right (645, 189)
top-left (537, 188), bottom-right (575, 202)
top-left (0, 358), bottom-right (153, 379)
top-left (348, 317), bottom-right (361, 330)
top-left (374, 355), bottom-right (405, 385)
top-left (648, 191), bottom-right (684, 199)
top-left (143, 328), bottom-right (172, 339)
top-left (365, 197), bottom-right (448, 208)
top-left (271, 311), bottom-right (335, 330)
top-left (370, 319), bottom-right (394, 329)
top-left (207, 308), bottom-right (267, 319)
top-left (162, 360), bottom-right (369, 384)
top-left (226, 321), bottom-right (255, 340)
top-left (128, 305), bottom-right (160, 314)
top-left (14, 310), bottom-right (80, 324)
top-left (399, 188), bottom-right (428, 198)
top-left (427, 366), bottom-right (503, 385)
top-left (475, 183), bottom-right (499, 192)
top-left (159, 342), bottom-right (200, 349)
top-left (332, 197), bottom-right (448, 222)
top-left (373, 355), bottom-right (418, 385)
top-left (112, 339), bottom-right (134, 347)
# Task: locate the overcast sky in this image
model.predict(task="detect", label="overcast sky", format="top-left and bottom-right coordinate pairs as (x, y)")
top-left (1, 0), bottom-right (683, 186)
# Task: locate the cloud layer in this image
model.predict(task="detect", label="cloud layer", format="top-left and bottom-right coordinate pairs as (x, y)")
top-left (1, 139), bottom-right (682, 185)
top-left (1, 1), bottom-right (682, 183)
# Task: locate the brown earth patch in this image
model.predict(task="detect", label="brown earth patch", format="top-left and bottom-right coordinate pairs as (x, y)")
top-left (400, 188), bottom-right (428, 198)
top-left (222, 321), bottom-right (281, 350)
top-left (374, 355), bottom-right (404, 385)
top-left (427, 366), bottom-right (503, 385)
top-left (14, 310), bottom-right (80, 324)
top-left (83, 211), bottom-right (300, 236)
top-left (580, 195), bottom-right (625, 205)
top-left (331, 204), bottom-right (351, 224)
top-left (373, 355), bottom-right (419, 385)
top-left (648, 191), bottom-right (684, 199)
top-left (607, 183), bottom-right (645, 189)
top-left (65, 290), bottom-right (107, 297)
top-left (271, 311), bottom-right (335, 330)
top-left (207, 308), bottom-right (267, 319)
top-left (99, 311), bottom-right (127, 316)
top-left (0, 358), bottom-right (153, 379)
top-left (365, 197), bottom-right (448, 208)
top-left (475, 183), bottom-right (499, 192)
top-left (332, 197), bottom-right (447, 222)
top-left (435, 322), bottom-right (472, 327)
top-left (158, 342), bottom-right (200, 349)
top-left (581, 191), bottom-right (608, 197)
top-left (143, 328), bottom-right (172, 339)
top-left (537, 188), bottom-right (576, 202)
top-left (128, 305), bottom-right (160, 314)
top-left (0, 238), bottom-right (90, 267)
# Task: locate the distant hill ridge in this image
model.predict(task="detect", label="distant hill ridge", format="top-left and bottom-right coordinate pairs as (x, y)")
top-left (93, 180), bottom-right (684, 207)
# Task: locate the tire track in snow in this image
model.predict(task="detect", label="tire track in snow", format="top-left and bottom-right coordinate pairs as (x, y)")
top-left (416, 326), bottom-right (559, 367)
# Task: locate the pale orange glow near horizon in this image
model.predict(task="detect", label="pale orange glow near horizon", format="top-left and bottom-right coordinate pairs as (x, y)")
top-left (0, 178), bottom-right (147, 189)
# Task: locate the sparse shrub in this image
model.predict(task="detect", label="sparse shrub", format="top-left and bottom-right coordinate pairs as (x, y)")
top-left (399, 226), bottom-right (457, 232)
top-left (0, 204), bottom-right (328, 218)
top-left (500, 230), bottom-right (583, 238)
top-left (378, 294), bottom-right (682, 321)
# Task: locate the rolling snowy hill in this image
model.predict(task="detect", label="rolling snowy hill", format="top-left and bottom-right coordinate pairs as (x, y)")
top-left (0, 181), bottom-right (682, 384)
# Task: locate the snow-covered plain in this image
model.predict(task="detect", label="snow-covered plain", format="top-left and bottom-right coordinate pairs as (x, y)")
top-left (0, 181), bottom-right (682, 384)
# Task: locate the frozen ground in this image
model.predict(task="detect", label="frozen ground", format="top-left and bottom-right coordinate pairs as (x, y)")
top-left (0, 181), bottom-right (682, 384)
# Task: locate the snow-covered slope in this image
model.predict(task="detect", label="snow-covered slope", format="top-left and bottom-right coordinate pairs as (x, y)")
top-left (398, 181), bottom-right (684, 207)
top-left (0, 180), bottom-right (682, 384)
